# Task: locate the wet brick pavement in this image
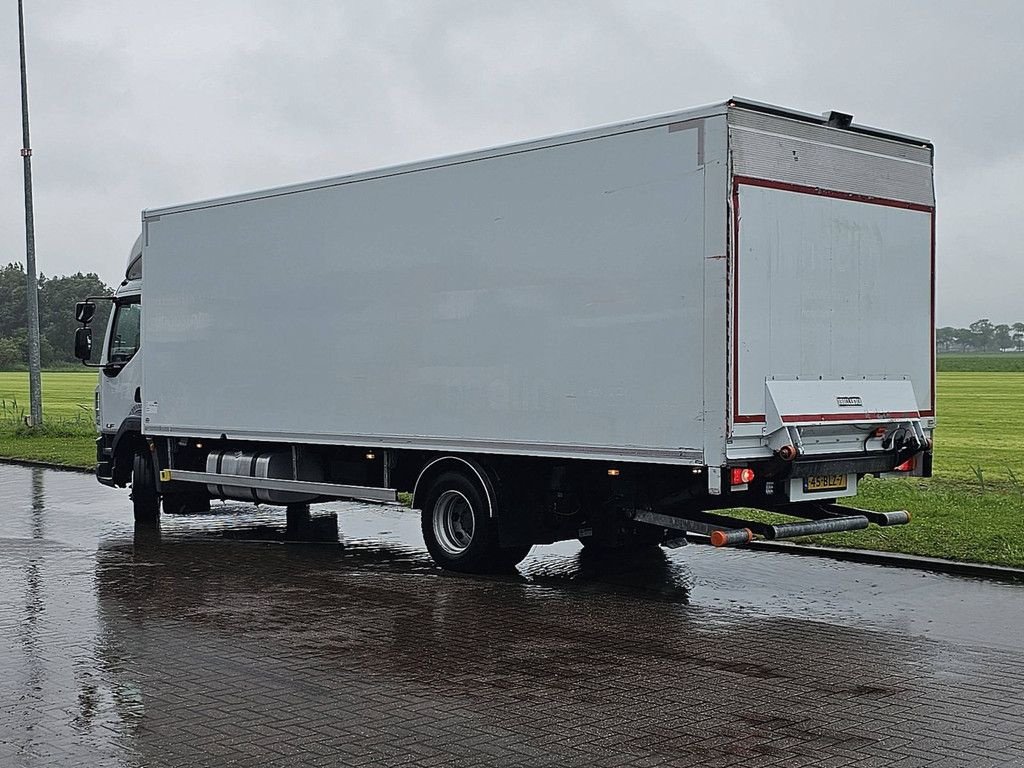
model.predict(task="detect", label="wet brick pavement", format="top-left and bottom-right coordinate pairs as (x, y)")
top-left (2, 463), bottom-right (1023, 767)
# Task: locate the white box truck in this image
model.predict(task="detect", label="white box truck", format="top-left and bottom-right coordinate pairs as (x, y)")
top-left (75, 98), bottom-right (934, 571)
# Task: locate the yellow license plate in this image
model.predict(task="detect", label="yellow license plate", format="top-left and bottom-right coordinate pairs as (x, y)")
top-left (803, 474), bottom-right (848, 492)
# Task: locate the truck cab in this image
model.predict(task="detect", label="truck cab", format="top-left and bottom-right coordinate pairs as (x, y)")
top-left (89, 237), bottom-right (145, 489)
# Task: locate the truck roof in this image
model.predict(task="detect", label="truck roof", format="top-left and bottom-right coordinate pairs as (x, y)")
top-left (144, 97), bottom-right (932, 219)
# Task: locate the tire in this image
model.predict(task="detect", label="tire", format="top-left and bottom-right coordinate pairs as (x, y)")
top-left (131, 449), bottom-right (160, 523)
top-left (419, 470), bottom-right (531, 573)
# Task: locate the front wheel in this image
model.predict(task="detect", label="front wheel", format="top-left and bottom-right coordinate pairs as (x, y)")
top-left (131, 449), bottom-right (160, 523)
top-left (419, 470), bottom-right (531, 573)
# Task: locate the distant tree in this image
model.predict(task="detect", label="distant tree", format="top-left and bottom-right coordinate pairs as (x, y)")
top-left (0, 264), bottom-right (27, 337)
top-left (994, 324), bottom-right (1014, 352)
top-left (0, 264), bottom-right (112, 369)
top-left (936, 326), bottom-right (957, 352)
top-left (1013, 323), bottom-right (1024, 352)
top-left (37, 272), bottom-right (113, 364)
top-left (937, 320), bottom-right (1024, 354)
top-left (0, 336), bottom-right (20, 370)
top-left (969, 319), bottom-right (994, 352)
top-left (952, 327), bottom-right (974, 352)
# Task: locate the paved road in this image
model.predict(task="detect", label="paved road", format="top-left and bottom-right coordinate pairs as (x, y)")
top-left (1, 463), bottom-right (1023, 767)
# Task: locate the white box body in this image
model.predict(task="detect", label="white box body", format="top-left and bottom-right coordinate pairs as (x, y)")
top-left (140, 100), bottom-right (934, 467)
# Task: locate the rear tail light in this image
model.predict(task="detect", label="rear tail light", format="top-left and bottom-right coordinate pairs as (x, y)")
top-left (894, 458), bottom-right (914, 472)
top-left (730, 467), bottom-right (755, 485)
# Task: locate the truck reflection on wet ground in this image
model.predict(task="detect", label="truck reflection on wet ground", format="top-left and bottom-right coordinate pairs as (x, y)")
top-left (178, 502), bottom-right (696, 603)
top-left (4, 464), bottom-right (1024, 767)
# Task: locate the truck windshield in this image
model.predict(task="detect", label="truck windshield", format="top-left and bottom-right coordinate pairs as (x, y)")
top-left (108, 300), bottom-right (141, 364)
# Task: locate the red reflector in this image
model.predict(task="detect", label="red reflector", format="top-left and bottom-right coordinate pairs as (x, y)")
top-left (730, 467), bottom-right (755, 485)
top-left (894, 458), bottom-right (914, 472)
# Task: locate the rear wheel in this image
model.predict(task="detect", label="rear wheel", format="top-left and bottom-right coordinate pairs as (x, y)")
top-left (131, 449), bottom-right (160, 523)
top-left (420, 470), bottom-right (531, 572)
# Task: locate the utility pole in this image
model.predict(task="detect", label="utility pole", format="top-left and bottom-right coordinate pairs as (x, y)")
top-left (18, 0), bottom-right (43, 426)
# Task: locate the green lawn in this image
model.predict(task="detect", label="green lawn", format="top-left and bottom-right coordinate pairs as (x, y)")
top-left (930, 372), bottom-right (1024, 486)
top-left (801, 475), bottom-right (1024, 567)
top-left (792, 371), bottom-right (1024, 565)
top-left (938, 352), bottom-right (1024, 372)
top-left (1, 369), bottom-right (1023, 567)
top-left (0, 370), bottom-right (98, 467)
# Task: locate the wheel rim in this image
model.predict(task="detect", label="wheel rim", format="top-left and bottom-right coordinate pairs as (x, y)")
top-left (432, 490), bottom-right (476, 555)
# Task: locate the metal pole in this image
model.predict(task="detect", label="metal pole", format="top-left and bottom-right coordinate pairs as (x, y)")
top-left (18, 0), bottom-right (43, 426)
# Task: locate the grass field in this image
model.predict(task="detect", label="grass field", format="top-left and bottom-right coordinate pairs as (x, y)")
top-left (2, 369), bottom-right (1023, 566)
top-left (741, 371), bottom-right (1024, 566)
top-left (937, 352), bottom-right (1024, 372)
top-left (0, 371), bottom-right (97, 467)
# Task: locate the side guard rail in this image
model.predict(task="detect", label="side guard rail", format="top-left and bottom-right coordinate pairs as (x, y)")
top-left (159, 468), bottom-right (397, 503)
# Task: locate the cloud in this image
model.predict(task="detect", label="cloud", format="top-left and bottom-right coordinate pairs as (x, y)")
top-left (1, 0), bottom-right (1021, 325)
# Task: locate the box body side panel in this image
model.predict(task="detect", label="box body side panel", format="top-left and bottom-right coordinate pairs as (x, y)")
top-left (142, 124), bottom-right (711, 462)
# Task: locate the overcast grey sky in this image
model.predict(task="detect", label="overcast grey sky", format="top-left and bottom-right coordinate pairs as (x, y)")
top-left (2, 0), bottom-right (1021, 326)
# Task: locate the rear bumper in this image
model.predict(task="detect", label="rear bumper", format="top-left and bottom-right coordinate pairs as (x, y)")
top-left (728, 448), bottom-right (929, 479)
top-left (787, 450), bottom-right (931, 478)
top-left (788, 454), bottom-right (899, 477)
top-left (721, 448), bottom-right (932, 504)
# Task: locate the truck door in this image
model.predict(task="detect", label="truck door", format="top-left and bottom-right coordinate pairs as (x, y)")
top-left (733, 179), bottom-right (933, 425)
top-left (99, 295), bottom-right (143, 433)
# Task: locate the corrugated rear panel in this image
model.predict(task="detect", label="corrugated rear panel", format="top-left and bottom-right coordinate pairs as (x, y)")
top-left (728, 108), bottom-right (933, 206)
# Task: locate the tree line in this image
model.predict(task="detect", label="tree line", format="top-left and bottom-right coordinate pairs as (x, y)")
top-left (0, 263), bottom-right (112, 369)
top-left (936, 320), bottom-right (1024, 353)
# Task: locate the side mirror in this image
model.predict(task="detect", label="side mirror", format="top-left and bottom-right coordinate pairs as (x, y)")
top-left (76, 301), bottom-right (97, 324)
top-left (74, 326), bottom-right (93, 362)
